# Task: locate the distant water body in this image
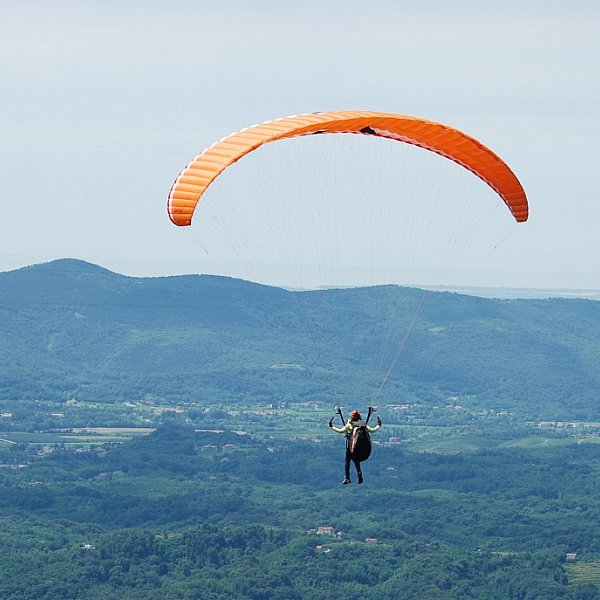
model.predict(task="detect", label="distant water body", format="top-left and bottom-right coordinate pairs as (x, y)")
top-left (426, 286), bottom-right (600, 300)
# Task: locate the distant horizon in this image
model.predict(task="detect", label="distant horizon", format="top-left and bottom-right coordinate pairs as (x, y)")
top-left (5, 257), bottom-right (600, 301)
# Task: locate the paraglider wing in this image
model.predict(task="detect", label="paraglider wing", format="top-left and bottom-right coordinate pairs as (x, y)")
top-left (167, 110), bottom-right (528, 226)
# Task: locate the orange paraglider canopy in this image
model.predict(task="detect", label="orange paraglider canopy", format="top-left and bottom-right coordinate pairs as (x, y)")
top-left (167, 110), bottom-right (528, 226)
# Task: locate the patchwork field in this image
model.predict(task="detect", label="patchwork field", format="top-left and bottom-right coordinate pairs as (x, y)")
top-left (567, 560), bottom-right (600, 587)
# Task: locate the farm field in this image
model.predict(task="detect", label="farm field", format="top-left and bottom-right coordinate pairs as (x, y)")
top-left (0, 428), bottom-right (154, 446)
top-left (566, 560), bottom-right (600, 587)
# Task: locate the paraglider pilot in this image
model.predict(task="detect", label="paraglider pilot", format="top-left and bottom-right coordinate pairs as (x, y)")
top-left (329, 409), bottom-right (381, 485)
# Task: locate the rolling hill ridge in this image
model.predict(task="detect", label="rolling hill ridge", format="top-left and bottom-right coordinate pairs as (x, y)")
top-left (1, 259), bottom-right (599, 419)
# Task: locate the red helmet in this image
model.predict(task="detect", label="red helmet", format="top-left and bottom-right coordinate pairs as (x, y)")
top-left (349, 410), bottom-right (361, 421)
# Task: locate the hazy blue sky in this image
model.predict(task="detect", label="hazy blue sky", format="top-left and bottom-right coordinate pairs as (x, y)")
top-left (2, 0), bottom-right (599, 289)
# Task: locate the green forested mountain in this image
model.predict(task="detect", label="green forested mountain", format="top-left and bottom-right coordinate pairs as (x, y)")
top-left (1, 259), bottom-right (600, 419)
